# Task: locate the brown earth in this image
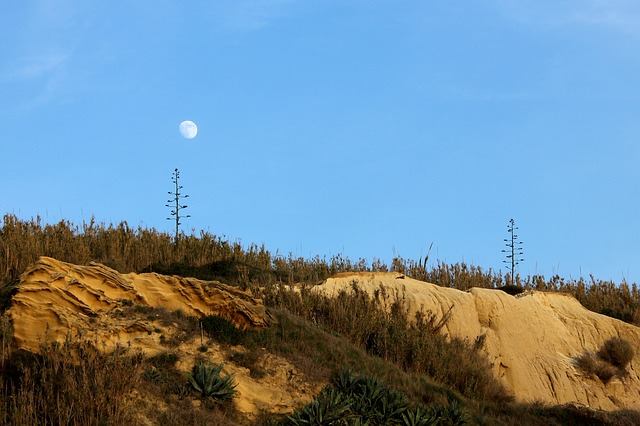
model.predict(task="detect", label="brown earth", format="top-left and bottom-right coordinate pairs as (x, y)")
top-left (315, 272), bottom-right (640, 411)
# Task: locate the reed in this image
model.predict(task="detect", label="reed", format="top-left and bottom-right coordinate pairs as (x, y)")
top-left (1, 214), bottom-right (639, 325)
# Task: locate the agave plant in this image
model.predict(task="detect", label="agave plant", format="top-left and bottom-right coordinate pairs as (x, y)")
top-left (371, 389), bottom-right (408, 423)
top-left (143, 366), bottom-right (163, 383)
top-left (401, 407), bottom-right (440, 426)
top-left (427, 400), bottom-right (468, 426)
top-left (188, 360), bottom-right (237, 401)
top-left (331, 370), bottom-right (360, 394)
top-left (287, 388), bottom-right (352, 425)
top-left (442, 400), bottom-right (468, 425)
top-left (349, 376), bottom-right (408, 423)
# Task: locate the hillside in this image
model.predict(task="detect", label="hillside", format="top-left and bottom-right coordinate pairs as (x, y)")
top-left (1, 256), bottom-right (640, 425)
top-left (4, 257), bottom-right (320, 420)
top-left (316, 272), bottom-right (640, 411)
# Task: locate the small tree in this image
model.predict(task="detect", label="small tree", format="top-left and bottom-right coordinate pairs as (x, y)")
top-left (165, 168), bottom-right (190, 241)
top-left (502, 218), bottom-right (524, 286)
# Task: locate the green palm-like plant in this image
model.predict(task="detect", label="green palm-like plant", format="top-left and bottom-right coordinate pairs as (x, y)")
top-left (286, 372), bottom-right (451, 426)
top-left (287, 389), bottom-right (352, 425)
top-left (428, 400), bottom-right (468, 425)
top-left (187, 361), bottom-right (237, 401)
top-left (350, 376), bottom-right (408, 423)
top-left (332, 370), bottom-right (360, 393)
top-left (401, 407), bottom-right (440, 426)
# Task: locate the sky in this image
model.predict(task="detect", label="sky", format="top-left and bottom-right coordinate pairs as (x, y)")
top-left (1, 0), bottom-right (640, 282)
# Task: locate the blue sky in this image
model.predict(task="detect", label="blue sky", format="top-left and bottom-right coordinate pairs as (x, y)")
top-left (2, 1), bottom-right (640, 282)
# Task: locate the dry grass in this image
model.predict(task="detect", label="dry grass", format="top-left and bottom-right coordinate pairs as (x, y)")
top-left (0, 339), bottom-right (144, 426)
top-left (576, 337), bottom-right (634, 384)
top-left (576, 353), bottom-right (619, 384)
top-left (2, 215), bottom-right (640, 424)
top-left (262, 283), bottom-right (511, 404)
top-left (2, 215), bottom-right (639, 325)
top-left (598, 337), bottom-right (635, 369)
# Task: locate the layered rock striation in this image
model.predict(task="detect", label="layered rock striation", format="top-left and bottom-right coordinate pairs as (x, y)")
top-left (7, 256), bottom-right (270, 352)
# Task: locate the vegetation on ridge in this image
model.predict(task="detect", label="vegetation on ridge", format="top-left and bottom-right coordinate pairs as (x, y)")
top-left (1, 215), bottom-right (639, 325)
top-left (287, 370), bottom-right (469, 425)
top-left (1, 215), bottom-right (640, 424)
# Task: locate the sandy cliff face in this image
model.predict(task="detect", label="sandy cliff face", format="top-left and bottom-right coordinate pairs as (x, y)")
top-left (6, 257), bottom-right (319, 416)
top-left (316, 272), bottom-right (640, 411)
top-left (7, 256), bottom-right (270, 352)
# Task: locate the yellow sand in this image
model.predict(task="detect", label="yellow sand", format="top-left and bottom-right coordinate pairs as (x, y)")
top-left (6, 257), bottom-right (319, 417)
top-left (315, 272), bottom-right (640, 411)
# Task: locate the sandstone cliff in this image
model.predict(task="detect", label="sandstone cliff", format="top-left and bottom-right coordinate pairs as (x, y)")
top-left (315, 272), bottom-right (640, 411)
top-left (5, 257), bottom-right (318, 416)
top-left (7, 256), bottom-right (269, 352)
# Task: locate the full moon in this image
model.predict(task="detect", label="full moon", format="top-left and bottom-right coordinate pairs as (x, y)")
top-left (179, 120), bottom-right (198, 139)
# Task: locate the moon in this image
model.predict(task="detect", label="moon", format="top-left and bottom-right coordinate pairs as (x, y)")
top-left (179, 120), bottom-right (198, 139)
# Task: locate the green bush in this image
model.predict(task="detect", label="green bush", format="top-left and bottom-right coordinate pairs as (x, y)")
top-left (187, 361), bottom-right (237, 401)
top-left (143, 366), bottom-right (164, 383)
top-left (401, 407), bottom-right (440, 426)
top-left (286, 371), bottom-right (468, 425)
top-left (201, 315), bottom-right (245, 345)
top-left (149, 351), bottom-right (180, 367)
top-left (287, 388), bottom-right (352, 425)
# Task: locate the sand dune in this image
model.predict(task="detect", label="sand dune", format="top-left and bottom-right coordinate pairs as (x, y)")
top-left (315, 272), bottom-right (640, 411)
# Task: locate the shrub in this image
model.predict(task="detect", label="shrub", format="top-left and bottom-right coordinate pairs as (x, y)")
top-left (401, 407), bottom-right (440, 426)
top-left (143, 366), bottom-right (164, 383)
top-left (201, 316), bottom-right (245, 345)
top-left (576, 353), bottom-right (617, 383)
top-left (188, 361), bottom-right (237, 401)
top-left (286, 371), bottom-right (468, 426)
top-left (228, 349), bottom-right (266, 379)
top-left (597, 337), bottom-right (634, 369)
top-left (287, 388), bottom-right (352, 425)
top-left (576, 338), bottom-right (634, 384)
top-left (0, 315), bottom-right (12, 366)
top-left (264, 285), bottom-right (511, 404)
top-left (149, 351), bottom-right (180, 367)
top-left (2, 214), bottom-right (640, 327)
top-left (0, 339), bottom-right (143, 425)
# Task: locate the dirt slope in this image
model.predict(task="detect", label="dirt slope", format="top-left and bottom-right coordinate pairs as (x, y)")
top-left (315, 272), bottom-right (640, 411)
top-left (6, 257), bottom-right (318, 417)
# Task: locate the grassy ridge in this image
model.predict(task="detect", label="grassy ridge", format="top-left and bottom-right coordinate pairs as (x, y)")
top-left (1, 214), bottom-right (639, 325)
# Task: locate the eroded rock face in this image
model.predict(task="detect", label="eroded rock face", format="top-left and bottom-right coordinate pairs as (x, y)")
top-left (5, 257), bottom-right (322, 417)
top-left (7, 256), bottom-right (270, 352)
top-left (315, 272), bottom-right (640, 411)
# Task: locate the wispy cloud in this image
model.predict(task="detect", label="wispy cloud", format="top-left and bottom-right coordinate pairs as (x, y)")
top-left (208, 0), bottom-right (297, 32)
top-left (493, 0), bottom-right (640, 37)
top-left (0, 52), bottom-right (70, 112)
top-left (572, 0), bottom-right (640, 35)
top-left (4, 51), bottom-right (69, 81)
top-left (0, 0), bottom-right (81, 111)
